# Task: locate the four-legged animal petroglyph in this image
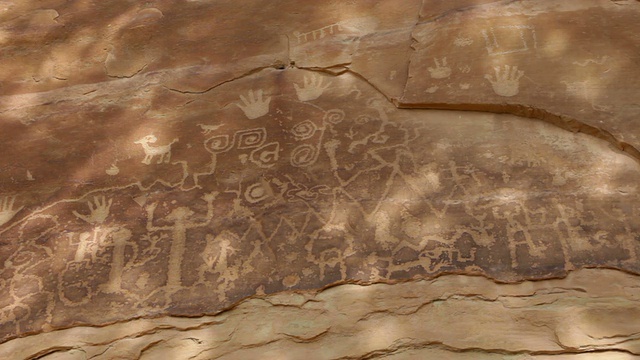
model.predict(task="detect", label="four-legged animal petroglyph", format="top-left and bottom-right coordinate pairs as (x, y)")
top-left (134, 135), bottom-right (178, 165)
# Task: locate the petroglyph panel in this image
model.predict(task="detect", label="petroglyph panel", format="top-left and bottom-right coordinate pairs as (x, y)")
top-left (403, 0), bottom-right (640, 150)
top-left (1, 68), bottom-right (639, 343)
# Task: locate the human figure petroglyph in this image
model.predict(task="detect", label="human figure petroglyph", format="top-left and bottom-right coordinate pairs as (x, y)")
top-left (306, 227), bottom-right (355, 281)
top-left (202, 234), bottom-right (237, 275)
top-left (0, 195), bottom-right (23, 227)
top-left (491, 201), bottom-right (548, 268)
top-left (485, 65), bottom-right (524, 97)
top-left (419, 240), bottom-right (477, 274)
top-left (236, 89), bottom-right (271, 119)
top-left (145, 192), bottom-right (217, 291)
top-left (427, 57), bottom-right (452, 79)
top-left (100, 227), bottom-right (133, 294)
top-left (294, 23), bottom-right (343, 44)
top-left (134, 135), bottom-right (178, 165)
top-left (294, 74), bottom-right (331, 101)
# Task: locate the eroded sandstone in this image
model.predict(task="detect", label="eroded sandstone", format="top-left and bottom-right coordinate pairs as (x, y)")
top-left (1, 269), bottom-right (639, 359)
top-left (1, 0), bottom-right (640, 356)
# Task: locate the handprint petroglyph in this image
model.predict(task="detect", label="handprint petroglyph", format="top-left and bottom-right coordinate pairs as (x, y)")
top-left (134, 135), bottom-right (178, 165)
top-left (0, 196), bottom-right (23, 227)
top-left (484, 65), bottom-right (524, 97)
top-left (236, 89), bottom-right (271, 119)
top-left (427, 57), bottom-right (451, 79)
top-left (294, 74), bottom-right (331, 101)
top-left (72, 196), bottom-right (113, 224)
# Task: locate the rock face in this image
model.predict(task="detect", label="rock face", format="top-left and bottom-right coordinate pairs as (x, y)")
top-left (3, 269), bottom-right (640, 359)
top-left (1, 0), bottom-right (640, 358)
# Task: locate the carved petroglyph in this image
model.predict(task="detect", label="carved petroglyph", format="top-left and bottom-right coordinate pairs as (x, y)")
top-left (105, 164), bottom-right (120, 176)
top-left (2, 69), bottom-right (640, 344)
top-left (236, 89), bottom-right (271, 119)
top-left (427, 57), bottom-right (452, 79)
top-left (72, 196), bottom-right (113, 224)
top-left (198, 123), bottom-right (223, 135)
top-left (134, 135), bottom-right (178, 165)
top-left (482, 25), bottom-right (537, 56)
top-left (294, 23), bottom-right (343, 44)
top-left (201, 232), bottom-right (238, 275)
top-left (236, 128), bottom-right (267, 149)
top-left (573, 56), bottom-right (610, 67)
top-left (485, 65), bottom-right (524, 97)
top-left (290, 144), bottom-right (318, 167)
top-left (204, 134), bottom-right (232, 154)
top-left (294, 74), bottom-right (331, 101)
top-left (0, 196), bottom-right (23, 227)
top-left (454, 36), bottom-right (473, 47)
top-left (290, 108), bottom-right (344, 168)
top-left (250, 142), bottom-right (280, 168)
top-left (491, 200), bottom-right (548, 268)
top-left (291, 120), bottom-right (318, 140)
top-left (100, 227), bottom-right (133, 294)
top-left (204, 129), bottom-right (256, 158)
top-left (145, 192), bottom-right (217, 292)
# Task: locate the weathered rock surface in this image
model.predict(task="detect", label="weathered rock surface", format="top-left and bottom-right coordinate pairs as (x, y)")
top-left (1, 0), bottom-right (640, 357)
top-left (1, 269), bottom-right (639, 359)
top-left (401, 0), bottom-right (640, 157)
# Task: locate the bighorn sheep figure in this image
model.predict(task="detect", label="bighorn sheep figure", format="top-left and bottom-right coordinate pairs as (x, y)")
top-left (134, 135), bottom-right (178, 165)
